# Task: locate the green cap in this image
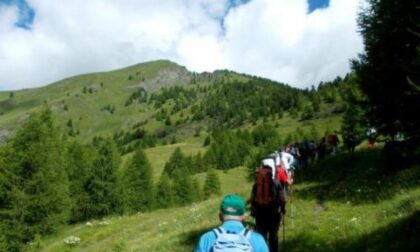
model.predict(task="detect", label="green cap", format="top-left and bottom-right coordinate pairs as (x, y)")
top-left (220, 194), bottom-right (245, 216)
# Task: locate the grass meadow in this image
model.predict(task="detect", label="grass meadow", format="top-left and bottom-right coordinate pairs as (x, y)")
top-left (33, 149), bottom-right (419, 252)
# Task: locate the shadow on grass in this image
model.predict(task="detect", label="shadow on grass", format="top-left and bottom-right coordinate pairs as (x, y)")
top-left (282, 210), bottom-right (419, 252)
top-left (179, 225), bottom-right (217, 248)
top-left (295, 150), bottom-right (420, 204)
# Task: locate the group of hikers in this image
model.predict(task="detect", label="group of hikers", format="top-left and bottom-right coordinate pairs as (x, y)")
top-left (195, 145), bottom-right (298, 252)
top-left (195, 130), bottom-right (369, 252)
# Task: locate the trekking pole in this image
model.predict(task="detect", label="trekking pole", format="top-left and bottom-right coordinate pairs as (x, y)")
top-left (282, 213), bottom-right (286, 250)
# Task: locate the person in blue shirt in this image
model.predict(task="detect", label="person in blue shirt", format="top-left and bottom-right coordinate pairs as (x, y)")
top-left (195, 194), bottom-right (269, 252)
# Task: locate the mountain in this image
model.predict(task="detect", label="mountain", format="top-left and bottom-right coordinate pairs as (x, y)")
top-left (0, 59), bottom-right (344, 148)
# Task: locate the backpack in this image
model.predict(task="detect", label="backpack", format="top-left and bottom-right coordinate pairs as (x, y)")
top-left (212, 227), bottom-right (253, 252)
top-left (252, 165), bottom-right (278, 206)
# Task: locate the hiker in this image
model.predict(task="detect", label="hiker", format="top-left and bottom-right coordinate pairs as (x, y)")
top-left (289, 143), bottom-right (301, 170)
top-left (327, 131), bottom-right (340, 155)
top-left (317, 137), bottom-right (327, 160)
top-left (366, 127), bottom-right (377, 149)
top-left (279, 148), bottom-right (295, 179)
top-left (344, 131), bottom-right (357, 153)
top-left (251, 163), bottom-right (285, 252)
top-left (299, 140), bottom-right (309, 169)
top-left (273, 152), bottom-right (293, 186)
top-left (195, 194), bottom-right (269, 252)
top-left (307, 140), bottom-right (317, 164)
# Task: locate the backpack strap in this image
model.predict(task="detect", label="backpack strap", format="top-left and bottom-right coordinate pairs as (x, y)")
top-left (213, 227), bottom-right (224, 238)
top-left (241, 228), bottom-right (252, 239)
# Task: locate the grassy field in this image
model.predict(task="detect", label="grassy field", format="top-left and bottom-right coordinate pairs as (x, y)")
top-left (32, 149), bottom-right (420, 252)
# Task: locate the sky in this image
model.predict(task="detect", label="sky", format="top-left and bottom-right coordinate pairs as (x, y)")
top-left (0, 0), bottom-right (364, 90)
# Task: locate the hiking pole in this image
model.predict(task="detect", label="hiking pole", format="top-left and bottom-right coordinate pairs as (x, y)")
top-left (282, 213), bottom-right (286, 251)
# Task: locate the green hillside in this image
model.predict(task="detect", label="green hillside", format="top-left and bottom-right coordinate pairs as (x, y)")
top-left (0, 60), bottom-right (192, 140)
top-left (0, 59), bottom-right (344, 145)
top-left (0, 60), bottom-right (418, 252)
top-left (0, 59), bottom-right (353, 252)
top-left (32, 150), bottom-right (419, 252)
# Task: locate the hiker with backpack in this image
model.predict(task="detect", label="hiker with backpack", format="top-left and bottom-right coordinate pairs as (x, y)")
top-left (279, 149), bottom-right (295, 181)
top-left (327, 131), bottom-right (340, 155)
top-left (250, 162), bottom-right (286, 252)
top-left (195, 194), bottom-right (269, 252)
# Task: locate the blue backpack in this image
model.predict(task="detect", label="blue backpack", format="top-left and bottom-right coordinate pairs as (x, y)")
top-left (212, 227), bottom-right (253, 252)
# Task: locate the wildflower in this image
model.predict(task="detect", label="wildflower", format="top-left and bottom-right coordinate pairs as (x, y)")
top-left (64, 236), bottom-right (81, 246)
top-left (98, 220), bottom-right (110, 226)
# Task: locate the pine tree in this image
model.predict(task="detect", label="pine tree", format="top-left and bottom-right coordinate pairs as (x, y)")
top-left (172, 170), bottom-right (194, 205)
top-left (193, 152), bottom-right (206, 173)
top-left (203, 169), bottom-right (221, 199)
top-left (352, 0), bottom-right (420, 140)
top-left (123, 149), bottom-right (154, 213)
top-left (163, 147), bottom-right (187, 175)
top-left (65, 141), bottom-right (94, 223)
top-left (0, 109), bottom-right (70, 251)
top-left (86, 137), bottom-right (121, 218)
top-left (191, 177), bottom-right (202, 202)
top-left (155, 174), bottom-right (174, 209)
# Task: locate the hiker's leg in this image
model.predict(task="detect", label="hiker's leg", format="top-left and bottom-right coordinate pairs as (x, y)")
top-left (254, 209), bottom-right (269, 240)
top-left (268, 212), bottom-right (281, 252)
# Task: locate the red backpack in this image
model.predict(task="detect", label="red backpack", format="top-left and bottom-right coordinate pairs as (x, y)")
top-left (252, 165), bottom-right (278, 206)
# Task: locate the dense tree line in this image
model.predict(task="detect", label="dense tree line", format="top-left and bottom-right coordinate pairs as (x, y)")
top-left (149, 86), bottom-right (198, 113)
top-left (0, 109), bottom-right (217, 251)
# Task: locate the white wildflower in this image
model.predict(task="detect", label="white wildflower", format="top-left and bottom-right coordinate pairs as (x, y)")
top-left (98, 220), bottom-right (110, 226)
top-left (64, 236), bottom-right (81, 246)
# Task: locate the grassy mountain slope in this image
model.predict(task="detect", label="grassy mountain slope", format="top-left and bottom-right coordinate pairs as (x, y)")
top-left (0, 60), bottom-right (193, 140)
top-left (33, 149), bottom-right (419, 252)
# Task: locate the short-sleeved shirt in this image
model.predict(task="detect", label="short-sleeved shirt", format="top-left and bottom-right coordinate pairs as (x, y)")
top-left (194, 220), bottom-right (269, 252)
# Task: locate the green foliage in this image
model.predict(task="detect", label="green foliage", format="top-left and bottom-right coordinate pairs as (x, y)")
top-left (193, 79), bottom-right (303, 128)
top-left (0, 109), bottom-right (70, 251)
top-left (155, 174), bottom-right (174, 209)
top-left (163, 147), bottom-right (187, 175)
top-left (252, 124), bottom-right (281, 151)
top-left (122, 149), bottom-right (154, 213)
top-left (113, 128), bottom-right (156, 154)
top-left (65, 141), bottom-right (94, 223)
top-left (340, 74), bottom-right (366, 137)
top-left (203, 135), bottom-right (211, 147)
top-left (205, 130), bottom-right (252, 170)
top-left (85, 137), bottom-right (121, 218)
top-left (125, 87), bottom-right (147, 106)
top-left (309, 123), bottom-right (321, 141)
top-left (172, 170), bottom-right (195, 205)
top-left (101, 104), bottom-right (116, 114)
top-left (203, 169), bottom-right (221, 199)
top-left (149, 86), bottom-right (197, 111)
top-left (352, 0), bottom-right (420, 140)
top-left (301, 105), bottom-right (315, 121)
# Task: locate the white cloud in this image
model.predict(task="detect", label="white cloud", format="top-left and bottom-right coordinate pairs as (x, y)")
top-left (0, 0), bottom-right (363, 90)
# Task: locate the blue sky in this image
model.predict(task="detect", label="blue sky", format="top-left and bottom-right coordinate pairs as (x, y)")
top-left (0, 0), bottom-right (362, 90)
top-left (308, 0), bottom-right (330, 13)
top-left (0, 0), bottom-right (34, 29)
